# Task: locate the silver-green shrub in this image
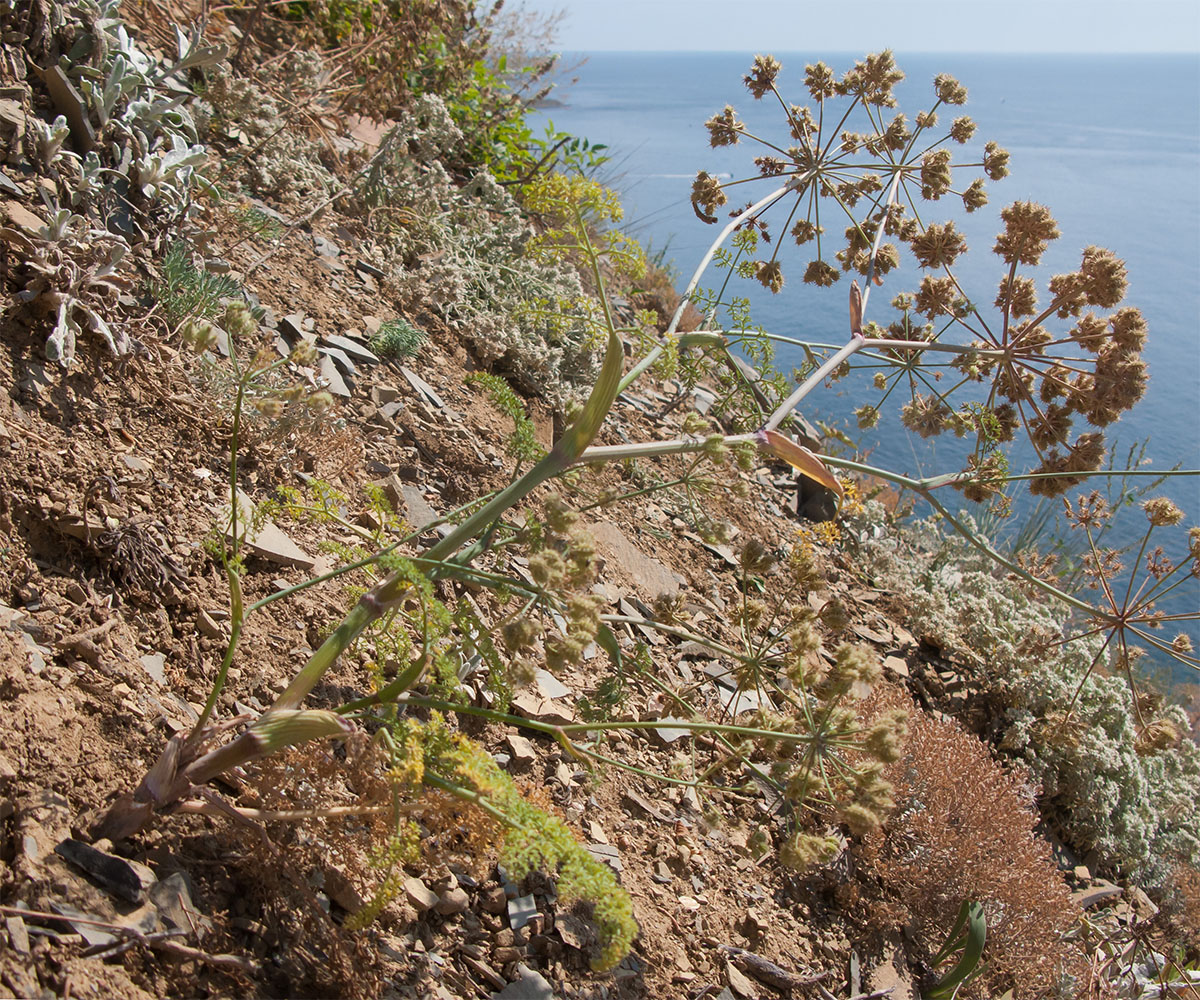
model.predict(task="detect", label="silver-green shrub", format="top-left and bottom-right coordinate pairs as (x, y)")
top-left (353, 95), bottom-right (601, 404)
top-left (199, 54), bottom-right (337, 205)
top-left (10, 0), bottom-right (222, 364)
top-left (847, 504), bottom-right (1200, 879)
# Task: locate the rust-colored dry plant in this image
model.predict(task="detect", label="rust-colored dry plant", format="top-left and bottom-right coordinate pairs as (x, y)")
top-left (1160, 864), bottom-right (1200, 964)
top-left (860, 705), bottom-right (1089, 998)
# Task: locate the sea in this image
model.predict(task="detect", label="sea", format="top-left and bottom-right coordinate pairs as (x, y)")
top-left (529, 52), bottom-right (1200, 685)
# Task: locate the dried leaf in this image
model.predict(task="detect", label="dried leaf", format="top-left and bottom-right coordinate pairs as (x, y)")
top-left (757, 430), bottom-right (843, 499)
top-left (849, 278), bottom-right (864, 336)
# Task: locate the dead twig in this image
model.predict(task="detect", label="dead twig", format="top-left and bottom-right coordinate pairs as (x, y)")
top-left (718, 944), bottom-right (829, 991)
top-left (0, 903), bottom-right (258, 974)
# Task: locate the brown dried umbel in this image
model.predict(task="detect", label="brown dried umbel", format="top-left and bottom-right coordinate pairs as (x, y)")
top-left (1058, 492), bottom-right (1199, 700)
top-left (871, 200), bottom-right (1149, 499)
top-left (691, 52), bottom-right (1005, 293)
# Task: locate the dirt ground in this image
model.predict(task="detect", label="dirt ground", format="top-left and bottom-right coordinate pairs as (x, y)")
top-left (0, 178), bottom-right (967, 998)
top-left (0, 28), bottom-right (1174, 994)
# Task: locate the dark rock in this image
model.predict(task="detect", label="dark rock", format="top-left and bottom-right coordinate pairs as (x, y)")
top-left (54, 838), bottom-right (156, 904)
top-left (796, 474), bottom-right (838, 522)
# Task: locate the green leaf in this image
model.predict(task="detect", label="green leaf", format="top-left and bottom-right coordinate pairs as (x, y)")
top-left (927, 901), bottom-right (987, 999)
top-left (594, 623), bottom-right (624, 673)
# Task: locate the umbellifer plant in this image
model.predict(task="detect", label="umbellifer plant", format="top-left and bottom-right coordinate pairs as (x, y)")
top-left (95, 53), bottom-right (1197, 974)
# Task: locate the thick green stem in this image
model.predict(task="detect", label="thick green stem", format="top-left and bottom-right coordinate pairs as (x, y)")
top-left (765, 335), bottom-right (866, 432)
top-left (813, 455), bottom-right (1100, 616)
top-left (261, 202), bottom-right (629, 721)
top-left (422, 771), bottom-right (529, 830)
top-left (399, 695), bottom-right (819, 746)
top-left (581, 432), bottom-right (755, 464)
top-left (921, 491), bottom-right (1097, 617)
top-left (271, 600), bottom-right (378, 712)
top-left (193, 571), bottom-right (244, 734)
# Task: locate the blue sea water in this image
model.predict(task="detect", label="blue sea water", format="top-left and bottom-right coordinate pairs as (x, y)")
top-left (530, 52), bottom-right (1200, 681)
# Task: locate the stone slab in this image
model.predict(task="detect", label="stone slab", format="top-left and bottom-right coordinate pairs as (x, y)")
top-left (221, 489), bottom-right (317, 570)
top-left (323, 334), bottom-right (379, 364)
top-left (590, 521), bottom-right (680, 598)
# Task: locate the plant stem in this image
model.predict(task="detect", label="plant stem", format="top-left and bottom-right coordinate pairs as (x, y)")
top-left (193, 570), bottom-right (243, 734)
top-left (765, 335), bottom-right (865, 431)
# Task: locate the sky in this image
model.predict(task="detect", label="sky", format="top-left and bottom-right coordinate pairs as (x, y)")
top-left (514, 0), bottom-right (1200, 53)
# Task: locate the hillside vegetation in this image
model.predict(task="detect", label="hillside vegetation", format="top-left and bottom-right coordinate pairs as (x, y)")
top-left (0, 2), bottom-right (1197, 999)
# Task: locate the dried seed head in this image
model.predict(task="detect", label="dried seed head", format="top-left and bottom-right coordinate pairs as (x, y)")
top-left (804, 259), bottom-right (840, 287)
top-left (779, 831), bottom-right (840, 871)
top-left (863, 709), bottom-right (909, 763)
top-left (700, 434), bottom-right (729, 465)
top-left (882, 112), bottom-right (911, 150)
top-left (1109, 307), bottom-right (1147, 352)
top-left (949, 116), bottom-right (977, 143)
top-left (502, 618), bottom-right (541, 652)
top-left (511, 656), bottom-right (537, 688)
top-left (1135, 719), bottom-right (1181, 756)
top-left (909, 221), bottom-right (968, 269)
top-left (307, 391), bottom-right (333, 414)
top-left (901, 393), bottom-right (952, 439)
top-left (818, 643), bottom-right (879, 700)
top-left (690, 171), bottom-right (727, 224)
top-left (545, 633), bottom-right (587, 671)
top-left (840, 51), bottom-right (905, 107)
top-left (983, 140), bottom-right (1011, 179)
top-left (791, 219), bottom-right (819, 246)
top-left (739, 538), bottom-right (776, 576)
top-left (740, 598), bottom-right (768, 632)
top-left (733, 441), bottom-right (757, 471)
top-left (994, 201), bottom-right (1060, 266)
top-left (744, 54), bottom-right (782, 99)
top-left (934, 73), bottom-right (968, 104)
top-left (804, 61), bottom-right (837, 100)
top-left (1068, 312), bottom-right (1108, 353)
top-left (567, 593), bottom-right (603, 634)
top-left (840, 802), bottom-right (884, 837)
top-left (1143, 497), bottom-right (1184, 527)
top-left (1078, 246), bottom-right (1128, 307)
top-left (705, 105), bottom-right (744, 147)
top-left (223, 301), bottom-right (256, 340)
top-left (756, 259), bottom-right (784, 293)
top-left (543, 494), bottom-right (578, 534)
top-left (961, 178), bottom-right (988, 212)
top-left (528, 549), bottom-right (566, 588)
top-left (290, 340), bottom-right (318, 366)
top-left (916, 275), bottom-right (962, 319)
top-left (755, 155), bottom-right (787, 177)
top-left (651, 592), bottom-right (688, 626)
top-left (181, 318), bottom-right (217, 353)
top-left (920, 149), bottom-right (953, 200)
top-left (819, 598), bottom-right (850, 632)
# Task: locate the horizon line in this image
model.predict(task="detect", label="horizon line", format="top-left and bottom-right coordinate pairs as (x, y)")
top-left (546, 48), bottom-right (1200, 56)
